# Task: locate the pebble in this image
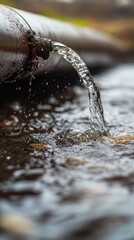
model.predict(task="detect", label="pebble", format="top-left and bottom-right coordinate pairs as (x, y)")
top-left (0, 213), bottom-right (35, 236)
top-left (66, 157), bottom-right (85, 166)
top-left (103, 134), bottom-right (134, 144)
top-left (88, 165), bottom-right (106, 173)
top-left (26, 143), bottom-right (48, 151)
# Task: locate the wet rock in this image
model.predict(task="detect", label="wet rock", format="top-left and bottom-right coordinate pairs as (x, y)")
top-left (88, 165), bottom-right (106, 173)
top-left (103, 134), bottom-right (134, 144)
top-left (0, 213), bottom-right (35, 236)
top-left (65, 157), bottom-right (86, 166)
top-left (26, 143), bottom-right (48, 151)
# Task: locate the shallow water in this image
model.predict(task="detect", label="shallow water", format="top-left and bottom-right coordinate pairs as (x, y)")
top-left (0, 64), bottom-right (134, 240)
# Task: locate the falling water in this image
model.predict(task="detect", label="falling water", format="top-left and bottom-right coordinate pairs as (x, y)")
top-left (52, 42), bottom-right (106, 135)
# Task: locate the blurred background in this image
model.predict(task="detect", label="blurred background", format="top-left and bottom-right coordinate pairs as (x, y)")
top-left (1, 0), bottom-right (134, 51)
top-left (0, 0), bottom-right (134, 51)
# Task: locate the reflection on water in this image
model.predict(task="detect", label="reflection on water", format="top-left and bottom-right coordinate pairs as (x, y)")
top-left (0, 64), bottom-right (134, 240)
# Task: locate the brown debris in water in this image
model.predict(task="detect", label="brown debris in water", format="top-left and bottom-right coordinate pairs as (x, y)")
top-left (103, 134), bottom-right (134, 144)
top-left (26, 143), bottom-right (48, 151)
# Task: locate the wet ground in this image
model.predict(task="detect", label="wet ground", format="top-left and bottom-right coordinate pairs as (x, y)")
top-left (0, 64), bottom-right (134, 240)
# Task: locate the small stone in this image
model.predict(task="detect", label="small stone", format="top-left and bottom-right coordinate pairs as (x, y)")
top-left (103, 134), bottom-right (134, 144)
top-left (66, 157), bottom-right (85, 166)
top-left (88, 165), bottom-right (105, 173)
top-left (0, 213), bottom-right (35, 236)
top-left (26, 143), bottom-right (48, 151)
top-left (63, 183), bottom-right (110, 201)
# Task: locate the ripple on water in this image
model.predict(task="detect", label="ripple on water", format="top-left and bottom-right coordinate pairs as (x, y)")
top-left (0, 65), bottom-right (134, 240)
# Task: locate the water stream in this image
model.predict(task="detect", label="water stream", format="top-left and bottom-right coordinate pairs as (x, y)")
top-left (52, 42), bottom-right (107, 135)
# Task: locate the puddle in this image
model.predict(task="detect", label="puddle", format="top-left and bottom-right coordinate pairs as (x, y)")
top-left (0, 64), bottom-right (134, 240)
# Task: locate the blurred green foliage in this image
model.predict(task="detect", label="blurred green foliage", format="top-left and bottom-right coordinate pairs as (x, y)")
top-left (0, 0), bottom-right (14, 7)
top-left (71, 18), bottom-right (88, 27)
top-left (40, 7), bottom-right (87, 27)
top-left (40, 7), bottom-right (67, 21)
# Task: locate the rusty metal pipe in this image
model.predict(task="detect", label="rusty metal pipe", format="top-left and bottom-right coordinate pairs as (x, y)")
top-left (0, 4), bottom-right (125, 83)
top-left (0, 5), bottom-right (52, 83)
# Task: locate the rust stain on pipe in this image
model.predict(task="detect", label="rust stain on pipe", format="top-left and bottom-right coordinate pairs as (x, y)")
top-left (0, 5), bottom-right (52, 83)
